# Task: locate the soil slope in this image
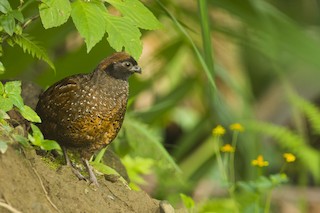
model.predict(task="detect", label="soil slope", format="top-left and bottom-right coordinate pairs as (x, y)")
top-left (0, 145), bottom-right (162, 213)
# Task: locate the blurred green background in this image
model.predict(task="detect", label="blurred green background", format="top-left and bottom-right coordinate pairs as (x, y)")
top-left (2, 0), bottom-right (320, 212)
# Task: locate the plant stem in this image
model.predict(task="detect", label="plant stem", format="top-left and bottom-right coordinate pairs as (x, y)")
top-left (230, 132), bottom-right (239, 184)
top-left (198, 0), bottom-right (214, 73)
top-left (215, 136), bottom-right (228, 182)
top-left (156, 0), bottom-right (216, 90)
top-left (264, 189), bottom-right (273, 213)
top-left (19, 0), bottom-right (37, 11)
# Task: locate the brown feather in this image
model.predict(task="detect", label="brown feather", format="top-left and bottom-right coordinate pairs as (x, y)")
top-left (36, 52), bottom-right (140, 159)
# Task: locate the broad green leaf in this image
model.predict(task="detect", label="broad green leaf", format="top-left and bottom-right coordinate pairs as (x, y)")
top-left (28, 124), bottom-right (44, 146)
top-left (4, 81), bottom-right (21, 95)
top-left (0, 61), bottom-right (4, 74)
top-left (0, 82), bottom-right (4, 94)
top-left (18, 105), bottom-right (41, 123)
top-left (28, 134), bottom-right (39, 146)
top-left (105, 0), bottom-right (162, 30)
top-left (0, 141), bottom-right (8, 154)
top-left (71, 0), bottom-right (106, 52)
top-left (0, 13), bottom-right (15, 35)
top-left (13, 34), bottom-right (55, 70)
top-left (39, 0), bottom-right (71, 29)
top-left (11, 10), bottom-right (24, 23)
top-left (104, 14), bottom-right (142, 60)
top-left (0, 96), bottom-right (13, 112)
top-left (41, 139), bottom-right (61, 151)
top-left (9, 94), bottom-right (24, 109)
top-left (0, 0), bottom-right (11, 14)
top-left (30, 124), bottom-right (44, 140)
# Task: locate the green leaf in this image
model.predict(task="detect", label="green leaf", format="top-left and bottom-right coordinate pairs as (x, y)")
top-left (93, 146), bottom-right (107, 163)
top-left (0, 96), bottom-right (13, 112)
top-left (71, 0), bottom-right (106, 52)
top-left (4, 81), bottom-right (21, 96)
top-left (39, 0), bottom-right (71, 29)
top-left (180, 193), bottom-right (195, 210)
top-left (0, 61), bottom-right (4, 74)
top-left (41, 139), bottom-right (61, 151)
top-left (121, 155), bottom-right (154, 189)
top-left (0, 141), bottom-right (8, 154)
top-left (11, 10), bottom-right (24, 23)
top-left (0, 82), bottom-right (4, 94)
top-left (105, 0), bottom-right (162, 30)
top-left (0, 0), bottom-right (11, 14)
top-left (28, 124), bottom-right (44, 146)
top-left (290, 93), bottom-right (320, 135)
top-left (30, 124), bottom-right (44, 140)
top-left (9, 94), bottom-right (24, 109)
top-left (91, 161), bottom-right (128, 185)
top-left (104, 14), bottom-right (142, 60)
top-left (13, 134), bottom-right (29, 147)
top-left (247, 121), bottom-right (320, 181)
top-left (0, 109), bottom-right (10, 119)
top-left (0, 13), bottom-right (15, 35)
top-left (13, 34), bottom-right (55, 70)
top-left (18, 105), bottom-right (41, 122)
top-left (123, 116), bottom-right (180, 174)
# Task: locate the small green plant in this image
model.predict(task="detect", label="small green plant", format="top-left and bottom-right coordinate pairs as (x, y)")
top-left (0, 81), bottom-right (40, 152)
top-left (121, 155), bottom-right (154, 190)
top-left (197, 123), bottom-right (296, 213)
top-left (0, 81), bottom-right (61, 153)
top-left (180, 193), bottom-right (195, 213)
top-left (28, 124), bottom-right (61, 151)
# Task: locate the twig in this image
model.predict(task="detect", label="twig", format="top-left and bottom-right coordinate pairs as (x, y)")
top-left (2, 14), bottom-right (40, 42)
top-left (30, 164), bottom-right (61, 213)
top-left (0, 201), bottom-right (23, 213)
top-left (22, 15), bottom-right (40, 30)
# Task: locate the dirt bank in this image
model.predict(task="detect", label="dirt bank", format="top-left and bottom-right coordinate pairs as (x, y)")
top-left (0, 145), bottom-right (164, 213)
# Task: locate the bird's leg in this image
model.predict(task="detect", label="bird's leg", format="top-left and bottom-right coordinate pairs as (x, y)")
top-left (83, 158), bottom-right (99, 186)
top-left (62, 146), bottom-right (86, 181)
top-left (62, 146), bottom-right (72, 166)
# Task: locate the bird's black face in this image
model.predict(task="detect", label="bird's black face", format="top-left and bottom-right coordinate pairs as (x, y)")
top-left (106, 57), bottom-right (141, 80)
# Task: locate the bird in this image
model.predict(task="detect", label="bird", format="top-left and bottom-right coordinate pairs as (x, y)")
top-left (35, 52), bottom-right (141, 185)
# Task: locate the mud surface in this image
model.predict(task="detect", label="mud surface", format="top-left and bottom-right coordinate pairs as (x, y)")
top-left (0, 146), bottom-right (161, 213)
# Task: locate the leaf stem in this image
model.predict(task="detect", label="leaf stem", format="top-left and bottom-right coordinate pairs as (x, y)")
top-left (19, 0), bottom-right (37, 11)
top-left (198, 0), bottom-right (214, 74)
top-left (156, 0), bottom-right (216, 90)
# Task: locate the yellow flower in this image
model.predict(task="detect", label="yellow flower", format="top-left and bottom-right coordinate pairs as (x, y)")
top-left (212, 125), bottom-right (226, 136)
top-left (251, 155), bottom-right (269, 167)
top-left (283, 153), bottom-right (296, 163)
top-left (221, 144), bottom-right (235, 153)
top-left (230, 123), bottom-right (244, 132)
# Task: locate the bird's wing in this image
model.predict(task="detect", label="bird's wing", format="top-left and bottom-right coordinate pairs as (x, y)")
top-left (36, 74), bottom-right (88, 139)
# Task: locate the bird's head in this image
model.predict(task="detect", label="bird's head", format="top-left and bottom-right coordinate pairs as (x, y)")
top-left (97, 52), bottom-right (141, 80)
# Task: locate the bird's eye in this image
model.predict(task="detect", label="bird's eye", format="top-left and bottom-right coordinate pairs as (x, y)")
top-left (123, 62), bottom-right (132, 67)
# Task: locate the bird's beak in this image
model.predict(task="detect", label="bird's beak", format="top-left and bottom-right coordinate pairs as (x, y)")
top-left (130, 65), bottom-right (142, 74)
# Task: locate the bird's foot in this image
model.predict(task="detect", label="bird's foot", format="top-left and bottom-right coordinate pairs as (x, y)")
top-left (62, 146), bottom-right (86, 181)
top-left (71, 167), bottom-right (87, 181)
top-left (84, 159), bottom-right (99, 186)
